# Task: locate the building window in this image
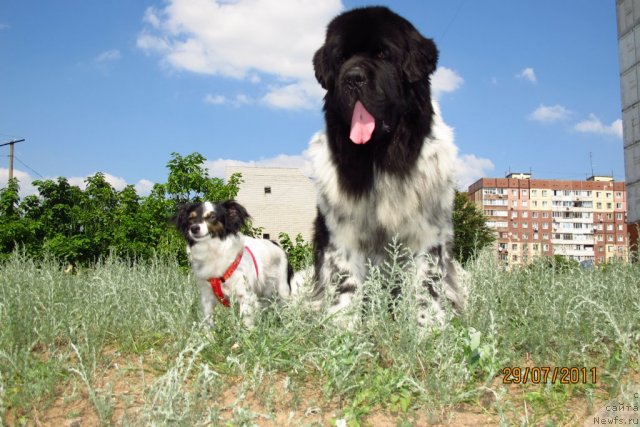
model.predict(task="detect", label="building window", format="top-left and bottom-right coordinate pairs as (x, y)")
top-left (262, 233), bottom-right (270, 239)
top-left (264, 186), bottom-right (272, 194)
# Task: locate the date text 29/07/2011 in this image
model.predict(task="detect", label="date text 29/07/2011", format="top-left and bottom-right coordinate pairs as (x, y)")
top-left (502, 367), bottom-right (597, 385)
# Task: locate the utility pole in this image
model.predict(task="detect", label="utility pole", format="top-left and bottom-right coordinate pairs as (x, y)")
top-left (0, 139), bottom-right (25, 181)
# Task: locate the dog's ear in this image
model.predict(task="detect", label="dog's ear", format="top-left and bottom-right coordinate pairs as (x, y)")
top-left (402, 31), bottom-right (438, 83)
top-left (171, 203), bottom-right (194, 235)
top-left (313, 45), bottom-right (333, 90)
top-left (222, 200), bottom-right (250, 234)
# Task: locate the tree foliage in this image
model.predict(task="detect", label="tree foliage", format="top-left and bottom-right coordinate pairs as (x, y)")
top-left (0, 153), bottom-right (241, 265)
top-left (452, 191), bottom-right (495, 264)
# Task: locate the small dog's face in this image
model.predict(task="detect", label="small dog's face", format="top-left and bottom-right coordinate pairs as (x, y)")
top-left (173, 200), bottom-right (250, 245)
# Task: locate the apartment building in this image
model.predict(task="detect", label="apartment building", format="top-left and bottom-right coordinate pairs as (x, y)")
top-left (468, 173), bottom-right (628, 267)
top-left (225, 166), bottom-right (316, 241)
top-left (616, 0), bottom-right (640, 254)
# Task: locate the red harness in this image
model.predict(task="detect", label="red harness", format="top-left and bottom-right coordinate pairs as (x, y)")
top-left (208, 246), bottom-right (259, 307)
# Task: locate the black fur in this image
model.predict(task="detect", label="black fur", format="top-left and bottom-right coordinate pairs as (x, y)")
top-left (309, 7), bottom-right (463, 325)
top-left (172, 200), bottom-right (250, 245)
top-left (313, 6), bottom-right (438, 197)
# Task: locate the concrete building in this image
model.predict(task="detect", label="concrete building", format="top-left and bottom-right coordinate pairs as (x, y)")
top-left (616, 0), bottom-right (640, 255)
top-left (468, 173), bottom-right (629, 267)
top-left (225, 166), bottom-right (316, 242)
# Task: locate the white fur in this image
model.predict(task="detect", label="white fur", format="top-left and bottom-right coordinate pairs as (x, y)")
top-left (186, 204), bottom-right (291, 327)
top-left (310, 101), bottom-right (463, 326)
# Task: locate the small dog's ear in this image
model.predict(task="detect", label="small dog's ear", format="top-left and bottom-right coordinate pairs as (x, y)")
top-left (222, 200), bottom-right (250, 234)
top-left (171, 203), bottom-right (194, 235)
top-left (313, 45), bottom-right (332, 90)
top-left (402, 31), bottom-right (438, 83)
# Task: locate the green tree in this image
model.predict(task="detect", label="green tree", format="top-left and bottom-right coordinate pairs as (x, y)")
top-left (0, 179), bottom-right (39, 259)
top-left (278, 232), bottom-right (313, 272)
top-left (0, 152), bottom-right (242, 265)
top-left (452, 191), bottom-right (495, 264)
top-left (164, 152), bottom-right (242, 204)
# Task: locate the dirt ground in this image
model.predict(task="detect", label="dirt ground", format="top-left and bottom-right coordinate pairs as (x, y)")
top-left (3, 350), bottom-right (626, 426)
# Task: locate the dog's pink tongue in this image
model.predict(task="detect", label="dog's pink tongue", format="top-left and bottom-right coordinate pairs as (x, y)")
top-left (350, 100), bottom-right (375, 144)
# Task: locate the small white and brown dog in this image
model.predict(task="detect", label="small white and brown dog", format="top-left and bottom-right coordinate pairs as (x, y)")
top-left (173, 200), bottom-right (293, 327)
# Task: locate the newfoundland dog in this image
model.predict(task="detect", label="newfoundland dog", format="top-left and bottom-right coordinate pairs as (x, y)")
top-left (308, 6), bottom-right (464, 327)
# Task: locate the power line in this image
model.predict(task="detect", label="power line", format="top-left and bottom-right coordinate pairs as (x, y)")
top-left (12, 155), bottom-right (44, 178)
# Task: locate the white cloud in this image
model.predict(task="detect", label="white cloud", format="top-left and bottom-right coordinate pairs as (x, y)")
top-left (206, 150), bottom-right (313, 179)
top-left (95, 49), bottom-right (122, 62)
top-left (528, 104), bottom-right (572, 123)
top-left (135, 179), bottom-right (155, 195)
top-left (138, 0), bottom-right (343, 110)
top-left (204, 94), bottom-right (227, 104)
top-left (516, 67), bottom-right (537, 83)
top-left (432, 67), bottom-right (464, 98)
top-left (455, 154), bottom-right (495, 190)
top-left (0, 168), bottom-right (39, 197)
top-left (574, 114), bottom-right (623, 139)
top-left (1, 169), bottom-right (154, 197)
top-left (261, 81), bottom-right (324, 110)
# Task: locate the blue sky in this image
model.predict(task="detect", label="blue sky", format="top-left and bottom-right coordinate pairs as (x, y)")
top-left (0, 1), bottom-right (624, 196)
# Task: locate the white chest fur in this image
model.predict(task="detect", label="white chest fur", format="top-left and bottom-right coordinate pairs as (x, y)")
top-left (309, 101), bottom-right (458, 256)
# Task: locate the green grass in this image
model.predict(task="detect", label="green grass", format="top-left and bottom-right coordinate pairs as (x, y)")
top-left (1, 247), bottom-right (639, 426)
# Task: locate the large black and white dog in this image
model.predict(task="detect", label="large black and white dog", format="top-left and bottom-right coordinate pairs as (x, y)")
top-left (309, 6), bottom-right (464, 327)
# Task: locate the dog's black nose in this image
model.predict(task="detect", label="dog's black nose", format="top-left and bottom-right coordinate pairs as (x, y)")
top-left (190, 224), bottom-right (200, 234)
top-left (344, 67), bottom-right (366, 88)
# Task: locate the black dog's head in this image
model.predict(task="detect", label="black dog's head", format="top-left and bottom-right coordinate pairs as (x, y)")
top-left (313, 6), bottom-right (438, 145)
top-left (172, 200), bottom-right (250, 246)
